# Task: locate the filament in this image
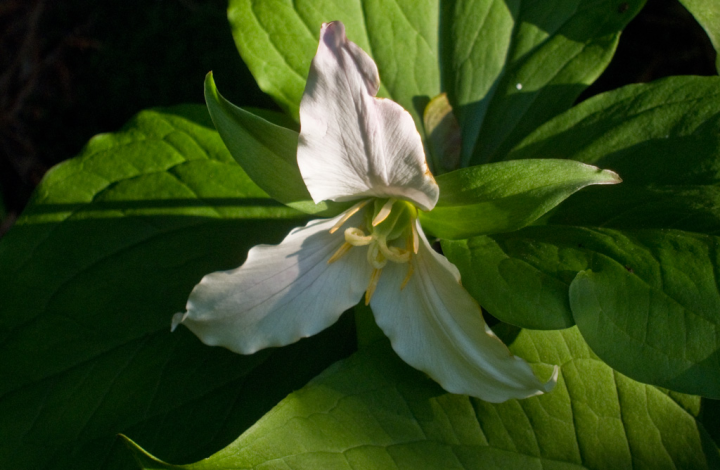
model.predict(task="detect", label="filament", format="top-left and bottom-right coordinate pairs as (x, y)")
top-left (410, 221), bottom-right (419, 254)
top-left (365, 268), bottom-right (383, 305)
top-left (327, 242), bottom-right (353, 264)
top-left (372, 198), bottom-right (396, 226)
top-left (329, 199), bottom-right (371, 234)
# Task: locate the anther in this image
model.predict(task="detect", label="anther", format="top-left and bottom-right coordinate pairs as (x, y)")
top-left (327, 242), bottom-right (353, 264)
top-left (365, 268), bottom-right (383, 305)
top-left (329, 199), bottom-right (371, 234)
top-left (372, 198), bottom-right (396, 226)
top-left (410, 221), bottom-right (419, 254)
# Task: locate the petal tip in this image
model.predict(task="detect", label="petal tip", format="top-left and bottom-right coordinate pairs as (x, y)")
top-left (171, 312), bottom-right (188, 332)
top-left (543, 365), bottom-right (560, 393)
top-left (320, 21), bottom-right (345, 48)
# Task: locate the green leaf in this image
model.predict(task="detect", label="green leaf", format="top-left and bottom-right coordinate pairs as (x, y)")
top-left (678, 0), bottom-right (720, 73)
top-left (419, 159), bottom-right (620, 240)
top-left (569, 231), bottom-right (720, 399)
top-left (227, 0), bottom-right (441, 131)
top-left (507, 76), bottom-right (720, 186)
top-left (126, 327), bottom-right (720, 469)
top-left (441, 0), bottom-right (645, 166)
top-left (442, 233), bottom-right (578, 330)
top-left (229, 0), bottom-right (643, 165)
top-left (445, 226), bottom-right (720, 398)
top-left (204, 72), bottom-right (348, 216)
top-left (528, 76), bottom-right (720, 237)
top-left (539, 184), bottom-right (720, 235)
top-left (0, 105), bottom-right (357, 469)
top-left (440, 76), bottom-right (720, 395)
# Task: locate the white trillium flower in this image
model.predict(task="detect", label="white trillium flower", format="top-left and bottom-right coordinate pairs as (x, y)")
top-left (172, 21), bottom-right (557, 403)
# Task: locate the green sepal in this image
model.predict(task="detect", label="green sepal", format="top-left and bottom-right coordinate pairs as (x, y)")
top-left (419, 159), bottom-right (621, 239)
top-left (204, 72), bottom-right (350, 217)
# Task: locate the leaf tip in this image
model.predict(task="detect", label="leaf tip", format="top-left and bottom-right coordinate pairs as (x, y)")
top-left (544, 365), bottom-right (560, 392)
top-left (119, 434), bottom-right (174, 469)
top-left (603, 169), bottom-right (622, 184)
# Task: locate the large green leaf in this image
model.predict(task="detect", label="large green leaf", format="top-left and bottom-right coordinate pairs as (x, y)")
top-left (441, 76), bottom-right (720, 397)
top-left (419, 159), bottom-right (620, 239)
top-left (442, 233), bottom-right (578, 331)
top-left (678, 0), bottom-right (720, 72)
top-left (507, 76), bottom-right (720, 183)
top-left (445, 226), bottom-right (720, 398)
top-left (227, 0), bottom-right (441, 130)
top-left (516, 76), bottom-right (720, 236)
top-left (569, 231), bottom-right (720, 398)
top-left (126, 327), bottom-right (720, 469)
top-left (228, 0), bottom-right (642, 168)
top-left (441, 0), bottom-right (645, 166)
top-left (0, 105), bottom-right (357, 469)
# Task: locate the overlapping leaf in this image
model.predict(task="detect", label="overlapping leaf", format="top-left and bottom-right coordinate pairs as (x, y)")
top-left (441, 0), bottom-right (645, 166)
top-left (227, 0), bottom-right (643, 164)
top-left (126, 327), bottom-right (720, 469)
top-left (444, 76), bottom-right (720, 398)
top-left (0, 106), bottom-right (356, 470)
top-left (227, 0), bottom-right (441, 130)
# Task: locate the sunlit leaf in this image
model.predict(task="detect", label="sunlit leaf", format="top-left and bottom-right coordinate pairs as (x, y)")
top-left (442, 0), bottom-right (645, 165)
top-left (227, 0), bottom-right (441, 132)
top-left (126, 327), bottom-right (720, 469)
top-left (445, 226), bottom-right (720, 399)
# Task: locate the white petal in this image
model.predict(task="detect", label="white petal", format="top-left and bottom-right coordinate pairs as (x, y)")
top-left (297, 21), bottom-right (439, 211)
top-left (176, 211), bottom-right (372, 354)
top-left (371, 221), bottom-right (558, 402)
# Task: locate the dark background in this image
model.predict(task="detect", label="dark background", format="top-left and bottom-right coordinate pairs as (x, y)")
top-left (0, 0), bottom-right (715, 235)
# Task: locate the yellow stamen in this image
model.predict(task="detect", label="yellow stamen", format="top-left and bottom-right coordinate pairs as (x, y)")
top-left (400, 262), bottom-right (414, 290)
top-left (327, 242), bottom-right (353, 264)
top-left (372, 198), bottom-right (396, 226)
top-left (410, 221), bottom-right (419, 254)
top-left (329, 199), bottom-right (371, 234)
top-left (365, 268), bottom-right (383, 305)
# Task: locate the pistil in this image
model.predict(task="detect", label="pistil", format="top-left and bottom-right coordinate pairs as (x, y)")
top-left (325, 198), bottom-right (420, 300)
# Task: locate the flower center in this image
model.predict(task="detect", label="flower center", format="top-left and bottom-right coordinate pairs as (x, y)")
top-left (327, 198), bottom-right (418, 304)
